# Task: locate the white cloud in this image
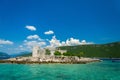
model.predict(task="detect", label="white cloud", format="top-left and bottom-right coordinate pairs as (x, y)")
top-left (19, 45), bottom-right (23, 48)
top-left (49, 36), bottom-right (61, 47)
top-left (81, 40), bottom-right (86, 43)
top-left (21, 34), bottom-right (94, 52)
top-left (27, 35), bottom-right (40, 40)
top-left (47, 36), bottom-right (94, 48)
top-left (24, 40), bottom-right (46, 48)
top-left (66, 38), bottom-right (81, 46)
top-left (44, 30), bottom-right (54, 35)
top-left (61, 41), bottom-right (66, 46)
top-left (65, 38), bottom-right (94, 46)
top-left (19, 34), bottom-right (46, 51)
top-left (38, 42), bottom-right (46, 46)
top-left (24, 40), bottom-right (27, 42)
top-left (0, 39), bottom-right (13, 45)
top-left (25, 25), bottom-right (36, 31)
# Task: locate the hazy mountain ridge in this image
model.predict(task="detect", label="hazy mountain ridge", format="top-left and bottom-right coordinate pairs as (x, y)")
top-left (0, 52), bottom-right (10, 59)
top-left (10, 51), bottom-right (31, 57)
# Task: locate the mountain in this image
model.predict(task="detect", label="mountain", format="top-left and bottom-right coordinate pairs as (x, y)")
top-left (18, 52), bottom-right (32, 57)
top-left (10, 51), bottom-right (32, 57)
top-left (58, 42), bottom-right (120, 58)
top-left (0, 52), bottom-right (10, 59)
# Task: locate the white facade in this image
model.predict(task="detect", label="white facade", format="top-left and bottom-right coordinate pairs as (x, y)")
top-left (50, 50), bottom-right (55, 56)
top-left (32, 46), bottom-right (67, 58)
top-left (32, 46), bottom-right (40, 57)
top-left (45, 47), bottom-right (56, 56)
top-left (32, 46), bottom-right (46, 58)
top-left (58, 50), bottom-right (67, 55)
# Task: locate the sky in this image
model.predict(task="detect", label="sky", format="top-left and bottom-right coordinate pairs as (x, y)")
top-left (0, 0), bottom-right (120, 54)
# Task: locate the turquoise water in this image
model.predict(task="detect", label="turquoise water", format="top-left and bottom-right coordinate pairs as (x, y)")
top-left (0, 60), bottom-right (120, 80)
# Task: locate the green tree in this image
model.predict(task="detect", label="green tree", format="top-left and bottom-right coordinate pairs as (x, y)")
top-left (54, 51), bottom-right (61, 55)
top-left (45, 49), bottom-right (51, 55)
top-left (63, 51), bottom-right (72, 56)
top-left (77, 52), bottom-right (84, 57)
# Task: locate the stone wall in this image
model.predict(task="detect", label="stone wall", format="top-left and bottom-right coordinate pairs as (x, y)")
top-left (32, 46), bottom-right (46, 58)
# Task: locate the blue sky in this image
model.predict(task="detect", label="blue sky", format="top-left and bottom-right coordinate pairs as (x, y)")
top-left (0, 0), bottom-right (120, 54)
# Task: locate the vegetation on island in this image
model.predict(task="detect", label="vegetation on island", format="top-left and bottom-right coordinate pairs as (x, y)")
top-left (45, 49), bottom-right (51, 55)
top-left (58, 42), bottom-right (120, 58)
top-left (54, 51), bottom-right (61, 55)
top-left (63, 51), bottom-right (84, 57)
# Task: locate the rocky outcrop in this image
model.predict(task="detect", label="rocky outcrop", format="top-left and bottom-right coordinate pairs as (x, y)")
top-left (0, 56), bottom-right (101, 64)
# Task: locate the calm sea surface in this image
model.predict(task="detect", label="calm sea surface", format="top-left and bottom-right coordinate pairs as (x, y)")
top-left (0, 60), bottom-right (120, 80)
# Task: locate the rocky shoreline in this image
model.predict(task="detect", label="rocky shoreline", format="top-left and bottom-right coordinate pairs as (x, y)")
top-left (0, 56), bottom-right (101, 64)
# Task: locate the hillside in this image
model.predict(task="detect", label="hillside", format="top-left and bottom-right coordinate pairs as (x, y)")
top-left (0, 52), bottom-right (10, 59)
top-left (18, 52), bottom-right (32, 57)
top-left (58, 42), bottom-right (120, 58)
top-left (10, 52), bottom-right (32, 57)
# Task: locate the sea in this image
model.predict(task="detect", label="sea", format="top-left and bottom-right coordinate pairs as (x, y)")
top-left (0, 60), bottom-right (119, 80)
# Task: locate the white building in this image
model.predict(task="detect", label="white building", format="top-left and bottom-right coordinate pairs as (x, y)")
top-left (32, 46), bottom-right (46, 58)
top-left (32, 46), bottom-right (67, 58)
top-left (58, 49), bottom-right (67, 55)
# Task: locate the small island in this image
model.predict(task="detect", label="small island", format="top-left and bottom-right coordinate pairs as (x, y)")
top-left (0, 46), bottom-right (101, 64)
